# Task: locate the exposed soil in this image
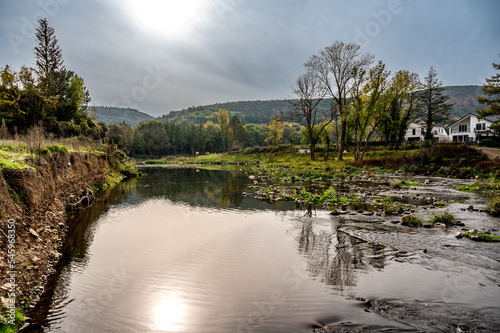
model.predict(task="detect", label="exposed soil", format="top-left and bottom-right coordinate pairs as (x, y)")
top-left (0, 151), bottom-right (121, 320)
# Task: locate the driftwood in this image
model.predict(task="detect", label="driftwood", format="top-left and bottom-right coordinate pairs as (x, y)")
top-left (66, 186), bottom-right (96, 211)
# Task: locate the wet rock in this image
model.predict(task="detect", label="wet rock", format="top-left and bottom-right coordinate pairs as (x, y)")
top-left (456, 221), bottom-right (465, 226)
top-left (363, 299), bottom-right (372, 307)
top-left (339, 211), bottom-right (348, 215)
top-left (423, 248), bottom-right (428, 254)
top-left (400, 215), bottom-right (411, 226)
top-left (363, 212), bottom-right (374, 216)
top-left (434, 222), bottom-right (447, 228)
top-left (455, 232), bottom-right (464, 238)
top-left (330, 210), bottom-right (339, 216)
top-left (422, 223), bottom-right (433, 228)
top-left (467, 205), bottom-right (474, 211)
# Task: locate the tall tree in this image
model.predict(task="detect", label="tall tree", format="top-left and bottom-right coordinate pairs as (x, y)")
top-left (305, 41), bottom-right (373, 161)
top-left (349, 61), bottom-right (390, 161)
top-left (419, 67), bottom-right (452, 142)
top-left (217, 108), bottom-right (230, 152)
top-left (265, 117), bottom-right (284, 149)
top-left (287, 71), bottom-right (327, 160)
top-left (34, 18), bottom-right (64, 97)
top-left (478, 54), bottom-right (500, 131)
top-left (380, 70), bottom-right (421, 147)
top-left (229, 115), bottom-right (246, 151)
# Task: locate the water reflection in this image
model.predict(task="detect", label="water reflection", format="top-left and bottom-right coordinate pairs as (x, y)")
top-left (153, 293), bottom-right (186, 332)
top-left (296, 218), bottom-right (389, 295)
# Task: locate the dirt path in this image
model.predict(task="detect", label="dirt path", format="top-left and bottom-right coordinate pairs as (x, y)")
top-left (475, 146), bottom-right (500, 159)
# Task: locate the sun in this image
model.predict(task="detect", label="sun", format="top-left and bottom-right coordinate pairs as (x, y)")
top-left (127, 0), bottom-right (204, 37)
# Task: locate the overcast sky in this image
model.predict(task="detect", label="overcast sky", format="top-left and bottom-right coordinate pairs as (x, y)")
top-left (1, 0), bottom-right (499, 117)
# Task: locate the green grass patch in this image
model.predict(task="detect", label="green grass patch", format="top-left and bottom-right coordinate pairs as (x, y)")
top-left (401, 214), bottom-right (423, 227)
top-left (462, 230), bottom-right (500, 242)
top-left (429, 210), bottom-right (456, 226)
top-left (0, 308), bottom-right (25, 333)
top-left (487, 196), bottom-right (500, 216)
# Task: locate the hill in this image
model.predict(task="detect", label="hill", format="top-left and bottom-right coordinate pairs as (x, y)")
top-left (89, 106), bottom-right (154, 127)
top-left (156, 85), bottom-right (485, 126)
top-left (443, 85), bottom-right (485, 119)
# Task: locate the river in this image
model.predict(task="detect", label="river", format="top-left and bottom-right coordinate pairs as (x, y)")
top-left (23, 167), bottom-right (500, 332)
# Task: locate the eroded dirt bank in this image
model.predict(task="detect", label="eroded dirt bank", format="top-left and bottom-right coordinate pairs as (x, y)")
top-left (0, 151), bottom-right (121, 322)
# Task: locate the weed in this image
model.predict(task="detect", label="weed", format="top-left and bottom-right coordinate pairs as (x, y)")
top-left (429, 210), bottom-right (456, 226)
top-left (487, 196), bottom-right (500, 216)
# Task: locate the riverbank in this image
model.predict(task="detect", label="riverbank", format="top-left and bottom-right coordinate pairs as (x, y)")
top-left (0, 149), bottom-right (138, 331)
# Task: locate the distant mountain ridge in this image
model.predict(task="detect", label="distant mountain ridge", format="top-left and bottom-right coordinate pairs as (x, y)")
top-left (89, 106), bottom-right (154, 127)
top-left (96, 85), bottom-right (485, 126)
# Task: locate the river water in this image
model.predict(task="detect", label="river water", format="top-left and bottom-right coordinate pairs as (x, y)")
top-left (24, 167), bottom-right (500, 332)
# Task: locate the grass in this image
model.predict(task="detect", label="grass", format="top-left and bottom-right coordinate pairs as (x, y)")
top-left (462, 230), bottom-right (500, 242)
top-left (0, 308), bottom-right (25, 333)
top-left (487, 196), bottom-right (500, 216)
top-left (429, 210), bottom-right (456, 226)
top-left (389, 179), bottom-right (423, 189)
top-left (458, 178), bottom-right (500, 194)
top-left (401, 214), bottom-right (423, 227)
top-left (91, 169), bottom-right (124, 191)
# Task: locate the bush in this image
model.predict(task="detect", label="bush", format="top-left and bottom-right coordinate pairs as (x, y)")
top-left (401, 214), bottom-right (423, 226)
top-left (430, 210), bottom-right (456, 226)
top-left (487, 196), bottom-right (500, 216)
top-left (478, 137), bottom-right (500, 148)
top-left (48, 145), bottom-right (68, 152)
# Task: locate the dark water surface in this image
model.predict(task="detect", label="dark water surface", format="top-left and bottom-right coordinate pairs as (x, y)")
top-left (24, 167), bottom-right (500, 332)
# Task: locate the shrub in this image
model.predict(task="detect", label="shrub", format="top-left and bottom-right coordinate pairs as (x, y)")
top-left (478, 137), bottom-right (500, 148)
top-left (487, 196), bottom-right (500, 216)
top-left (48, 145), bottom-right (68, 152)
top-left (430, 210), bottom-right (456, 226)
top-left (402, 214), bottom-right (423, 227)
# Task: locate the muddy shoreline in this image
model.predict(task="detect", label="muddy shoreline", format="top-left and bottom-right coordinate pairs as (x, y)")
top-left (0, 151), bottom-right (122, 328)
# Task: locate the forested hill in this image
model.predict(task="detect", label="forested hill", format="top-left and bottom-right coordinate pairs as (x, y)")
top-left (444, 85), bottom-right (484, 118)
top-left (90, 106), bottom-right (154, 126)
top-left (157, 100), bottom-right (299, 125)
top-left (155, 85), bottom-right (484, 125)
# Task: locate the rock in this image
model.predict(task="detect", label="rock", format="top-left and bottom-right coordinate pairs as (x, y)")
top-left (29, 228), bottom-right (40, 238)
top-left (423, 248), bottom-right (428, 254)
top-left (330, 210), bottom-right (339, 216)
top-left (422, 223), bottom-right (433, 228)
top-left (456, 221), bottom-right (465, 226)
top-left (363, 299), bottom-right (372, 307)
top-left (339, 211), bottom-right (348, 215)
top-left (467, 205), bottom-right (474, 211)
top-left (391, 220), bottom-right (399, 224)
top-left (400, 215), bottom-right (411, 226)
top-left (363, 212), bottom-right (374, 216)
top-left (455, 232), bottom-right (464, 238)
top-left (434, 222), bottom-right (447, 228)
top-left (1, 283), bottom-right (11, 291)
top-left (1, 297), bottom-right (10, 308)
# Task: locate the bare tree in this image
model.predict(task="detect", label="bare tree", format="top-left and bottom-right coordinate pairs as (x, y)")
top-left (287, 71), bottom-right (327, 160)
top-left (305, 41), bottom-right (374, 161)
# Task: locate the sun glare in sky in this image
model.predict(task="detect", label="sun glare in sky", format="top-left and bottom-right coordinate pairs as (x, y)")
top-left (127, 0), bottom-right (204, 37)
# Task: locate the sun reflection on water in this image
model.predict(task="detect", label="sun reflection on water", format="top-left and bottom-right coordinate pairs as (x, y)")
top-left (153, 294), bottom-right (186, 332)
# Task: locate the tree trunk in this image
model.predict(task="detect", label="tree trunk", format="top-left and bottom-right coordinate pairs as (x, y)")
top-left (337, 120), bottom-right (346, 161)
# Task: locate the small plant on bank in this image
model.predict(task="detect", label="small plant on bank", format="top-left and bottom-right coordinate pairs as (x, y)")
top-left (487, 196), bottom-right (500, 216)
top-left (401, 214), bottom-right (423, 227)
top-left (323, 186), bottom-right (336, 198)
top-left (0, 308), bottom-right (26, 333)
top-left (429, 210), bottom-right (456, 226)
top-left (461, 230), bottom-right (500, 242)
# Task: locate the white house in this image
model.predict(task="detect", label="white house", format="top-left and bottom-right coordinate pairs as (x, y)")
top-left (405, 120), bottom-right (448, 142)
top-left (448, 113), bottom-right (499, 143)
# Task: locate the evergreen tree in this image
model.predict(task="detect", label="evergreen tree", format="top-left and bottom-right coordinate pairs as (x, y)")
top-left (478, 54), bottom-right (500, 120)
top-left (34, 18), bottom-right (64, 97)
top-left (418, 67), bottom-right (452, 141)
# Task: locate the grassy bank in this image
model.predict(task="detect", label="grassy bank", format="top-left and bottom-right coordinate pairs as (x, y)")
top-left (141, 145), bottom-right (500, 180)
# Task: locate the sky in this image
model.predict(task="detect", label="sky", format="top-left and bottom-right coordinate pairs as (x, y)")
top-left (1, 0), bottom-right (499, 117)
